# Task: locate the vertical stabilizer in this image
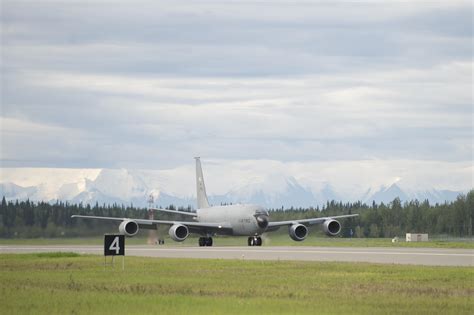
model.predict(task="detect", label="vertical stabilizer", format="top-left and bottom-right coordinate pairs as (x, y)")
top-left (195, 157), bottom-right (210, 209)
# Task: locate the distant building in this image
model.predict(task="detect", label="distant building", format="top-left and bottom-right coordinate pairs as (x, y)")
top-left (406, 233), bottom-right (429, 242)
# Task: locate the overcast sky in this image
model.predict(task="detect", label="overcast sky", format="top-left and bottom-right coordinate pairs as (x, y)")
top-left (1, 1), bottom-right (472, 188)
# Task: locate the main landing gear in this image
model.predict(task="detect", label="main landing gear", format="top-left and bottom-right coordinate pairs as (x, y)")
top-left (248, 236), bottom-right (262, 246)
top-left (198, 237), bottom-right (213, 247)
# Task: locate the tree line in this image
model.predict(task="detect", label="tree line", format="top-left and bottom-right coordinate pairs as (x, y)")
top-left (270, 190), bottom-right (473, 238)
top-left (0, 190), bottom-right (472, 238)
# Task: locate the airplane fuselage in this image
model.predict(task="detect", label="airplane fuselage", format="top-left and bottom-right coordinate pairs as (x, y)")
top-left (196, 204), bottom-right (268, 236)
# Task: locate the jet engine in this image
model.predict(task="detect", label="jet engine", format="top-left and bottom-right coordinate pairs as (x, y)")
top-left (289, 224), bottom-right (308, 241)
top-left (119, 220), bottom-right (139, 237)
top-left (323, 219), bottom-right (341, 236)
top-left (169, 224), bottom-right (189, 242)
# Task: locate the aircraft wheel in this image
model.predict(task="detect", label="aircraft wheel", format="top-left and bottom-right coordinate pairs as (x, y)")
top-left (248, 237), bottom-right (254, 246)
top-left (206, 237), bottom-right (213, 247)
top-left (253, 236), bottom-right (259, 246)
top-left (198, 237), bottom-right (205, 247)
top-left (256, 237), bottom-right (262, 246)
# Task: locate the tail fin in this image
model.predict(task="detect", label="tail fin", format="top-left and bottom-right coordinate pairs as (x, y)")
top-left (195, 157), bottom-right (210, 209)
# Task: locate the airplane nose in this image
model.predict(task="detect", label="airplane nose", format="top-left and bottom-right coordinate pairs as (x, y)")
top-left (256, 215), bottom-right (269, 229)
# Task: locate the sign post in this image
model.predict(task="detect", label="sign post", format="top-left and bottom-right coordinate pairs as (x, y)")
top-left (104, 234), bottom-right (125, 270)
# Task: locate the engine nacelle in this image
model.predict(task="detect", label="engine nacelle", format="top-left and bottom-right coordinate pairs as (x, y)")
top-left (289, 224), bottom-right (308, 241)
top-left (323, 219), bottom-right (341, 236)
top-left (168, 224), bottom-right (189, 242)
top-left (119, 220), bottom-right (139, 237)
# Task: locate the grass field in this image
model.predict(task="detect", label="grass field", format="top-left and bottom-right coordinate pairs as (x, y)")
top-left (0, 253), bottom-right (472, 314)
top-left (1, 233), bottom-right (473, 249)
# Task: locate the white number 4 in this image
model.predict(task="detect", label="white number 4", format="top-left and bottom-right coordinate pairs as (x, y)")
top-left (109, 237), bottom-right (120, 254)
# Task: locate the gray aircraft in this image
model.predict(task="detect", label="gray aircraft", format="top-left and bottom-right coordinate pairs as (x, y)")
top-left (72, 158), bottom-right (358, 246)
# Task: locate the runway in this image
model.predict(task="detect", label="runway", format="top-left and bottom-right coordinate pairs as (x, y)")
top-left (1, 245), bottom-right (472, 266)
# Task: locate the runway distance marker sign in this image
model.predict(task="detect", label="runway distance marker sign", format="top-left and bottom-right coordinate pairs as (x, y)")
top-left (104, 234), bottom-right (125, 256)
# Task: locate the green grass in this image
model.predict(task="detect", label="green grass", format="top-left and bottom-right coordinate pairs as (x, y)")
top-left (0, 253), bottom-right (472, 315)
top-left (1, 234), bottom-right (473, 248)
top-left (35, 252), bottom-right (81, 258)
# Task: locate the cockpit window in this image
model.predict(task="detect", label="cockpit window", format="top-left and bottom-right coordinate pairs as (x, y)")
top-left (255, 208), bottom-right (269, 216)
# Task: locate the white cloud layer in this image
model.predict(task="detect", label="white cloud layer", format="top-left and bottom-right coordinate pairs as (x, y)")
top-left (1, 0), bottom-right (472, 191)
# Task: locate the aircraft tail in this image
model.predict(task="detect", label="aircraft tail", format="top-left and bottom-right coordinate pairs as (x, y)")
top-left (195, 157), bottom-right (210, 209)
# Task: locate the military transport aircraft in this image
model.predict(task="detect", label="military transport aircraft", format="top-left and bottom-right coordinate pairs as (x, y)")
top-left (72, 158), bottom-right (358, 246)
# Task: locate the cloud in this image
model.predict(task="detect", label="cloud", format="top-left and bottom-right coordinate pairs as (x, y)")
top-left (2, 60), bottom-right (472, 167)
top-left (0, 0), bottom-right (472, 191)
top-left (2, 1), bottom-right (471, 76)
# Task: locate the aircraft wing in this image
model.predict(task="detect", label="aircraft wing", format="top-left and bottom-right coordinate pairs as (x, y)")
top-left (150, 208), bottom-right (198, 217)
top-left (71, 215), bottom-right (232, 233)
top-left (267, 214), bottom-right (359, 228)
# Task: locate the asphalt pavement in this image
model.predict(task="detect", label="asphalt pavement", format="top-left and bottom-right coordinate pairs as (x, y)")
top-left (1, 245), bottom-right (472, 266)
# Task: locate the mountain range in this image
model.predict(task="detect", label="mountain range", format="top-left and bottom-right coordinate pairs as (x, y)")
top-left (0, 167), bottom-right (465, 208)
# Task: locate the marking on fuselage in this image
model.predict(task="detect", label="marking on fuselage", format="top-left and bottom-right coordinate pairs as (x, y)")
top-left (238, 218), bottom-right (252, 223)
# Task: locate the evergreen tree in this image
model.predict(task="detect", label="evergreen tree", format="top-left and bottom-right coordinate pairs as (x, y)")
top-left (0, 196), bottom-right (6, 227)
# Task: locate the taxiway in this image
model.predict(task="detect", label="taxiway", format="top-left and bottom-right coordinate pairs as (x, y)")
top-left (1, 245), bottom-right (472, 266)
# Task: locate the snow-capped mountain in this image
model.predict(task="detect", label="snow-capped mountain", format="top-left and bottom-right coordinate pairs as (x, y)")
top-left (366, 183), bottom-right (409, 204)
top-left (217, 175), bottom-right (317, 208)
top-left (363, 183), bottom-right (462, 205)
top-left (0, 182), bottom-right (38, 200)
top-left (0, 166), bottom-right (467, 208)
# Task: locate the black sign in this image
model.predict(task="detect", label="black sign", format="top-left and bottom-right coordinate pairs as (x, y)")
top-left (104, 234), bottom-right (125, 256)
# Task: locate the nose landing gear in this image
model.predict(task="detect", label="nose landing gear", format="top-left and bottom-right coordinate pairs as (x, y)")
top-left (248, 236), bottom-right (262, 246)
top-left (198, 237), bottom-right (213, 246)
